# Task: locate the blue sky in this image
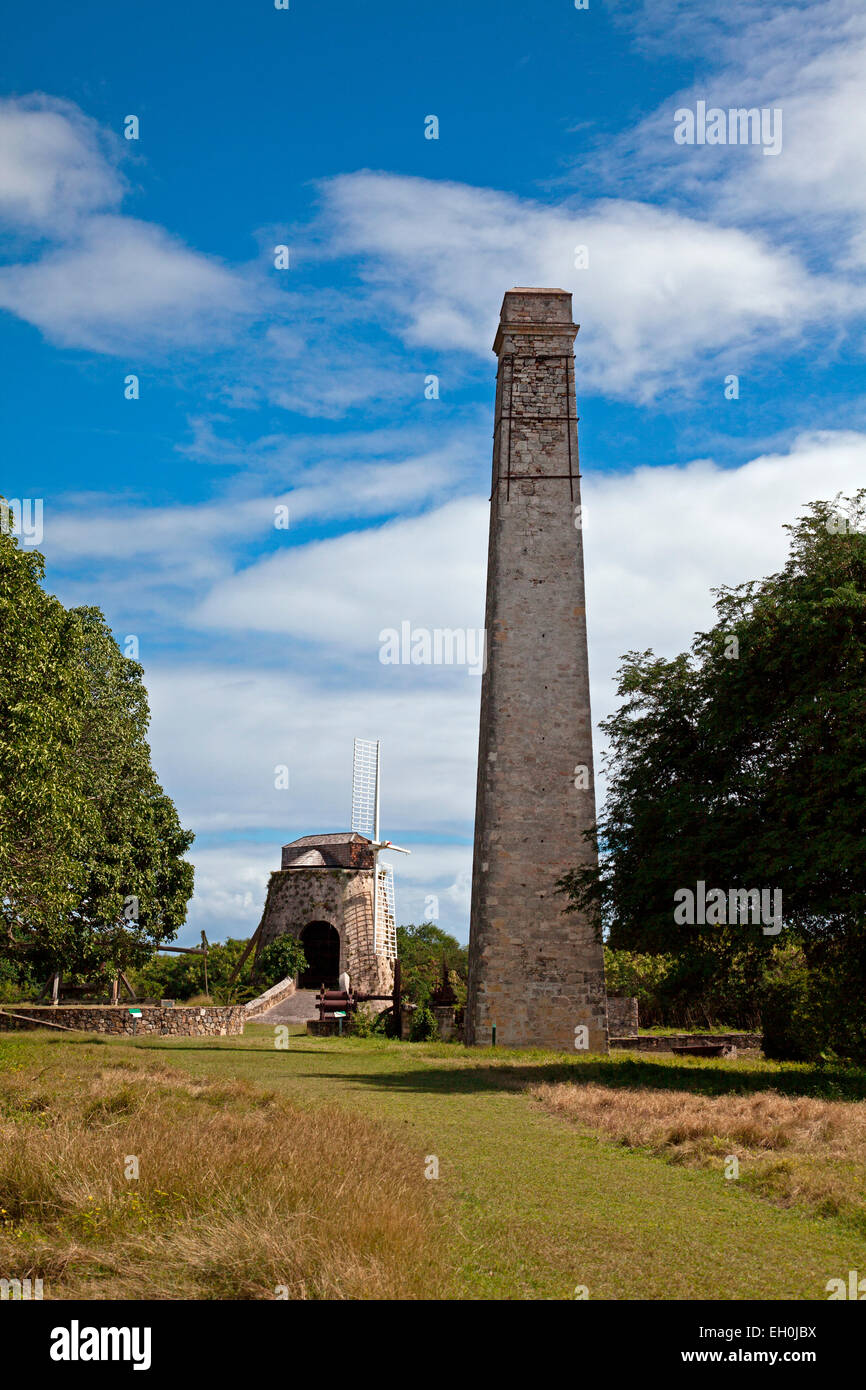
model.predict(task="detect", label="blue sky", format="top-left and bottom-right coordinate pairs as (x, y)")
top-left (2, 0), bottom-right (865, 944)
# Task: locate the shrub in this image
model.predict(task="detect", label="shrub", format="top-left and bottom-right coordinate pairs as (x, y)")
top-left (604, 946), bottom-right (764, 1031)
top-left (349, 1007), bottom-right (378, 1038)
top-left (380, 1005), bottom-right (401, 1039)
top-left (0, 956), bottom-right (39, 1004)
top-left (760, 941), bottom-right (866, 1064)
top-left (760, 983), bottom-right (817, 1062)
top-left (409, 1004), bottom-right (439, 1042)
top-left (130, 937), bottom-right (255, 1003)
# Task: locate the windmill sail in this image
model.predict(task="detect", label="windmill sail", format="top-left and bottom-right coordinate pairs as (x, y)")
top-left (381, 862), bottom-right (397, 957)
top-left (351, 738), bottom-right (379, 839)
top-left (351, 738), bottom-right (407, 960)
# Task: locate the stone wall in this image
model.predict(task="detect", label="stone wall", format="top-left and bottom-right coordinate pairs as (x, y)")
top-left (244, 975), bottom-right (296, 1018)
top-left (0, 1005), bottom-right (246, 1037)
top-left (467, 288), bottom-right (608, 1052)
top-left (607, 996), bottom-right (639, 1038)
top-left (306, 1018), bottom-right (346, 1037)
top-left (432, 1005), bottom-right (457, 1041)
top-left (610, 1032), bottom-right (761, 1053)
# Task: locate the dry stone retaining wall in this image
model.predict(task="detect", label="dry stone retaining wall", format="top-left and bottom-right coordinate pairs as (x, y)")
top-left (244, 976), bottom-right (296, 1018)
top-left (0, 1005), bottom-right (246, 1037)
top-left (610, 1032), bottom-right (761, 1053)
top-left (607, 996), bottom-right (639, 1038)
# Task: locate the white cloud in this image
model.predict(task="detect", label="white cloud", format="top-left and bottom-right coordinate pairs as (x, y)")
top-left (38, 435), bottom-right (475, 632)
top-left (193, 430), bottom-right (866, 678)
top-left (583, 429), bottom-right (866, 730)
top-left (595, 0), bottom-right (866, 265)
top-left (0, 215), bottom-right (251, 352)
top-left (140, 430), bottom-right (866, 941)
top-left (194, 495), bottom-right (488, 649)
top-left (317, 172), bottom-right (852, 399)
top-left (386, 846), bottom-right (473, 937)
top-left (143, 658), bottom-right (479, 942)
top-left (5, 72), bottom-right (862, 400)
top-left (145, 662), bottom-right (479, 838)
top-left (0, 94), bottom-right (123, 228)
top-left (260, 322), bottom-right (416, 418)
top-left (0, 95), bottom-right (258, 355)
top-left (182, 844), bottom-right (275, 944)
top-left (179, 840), bottom-right (474, 948)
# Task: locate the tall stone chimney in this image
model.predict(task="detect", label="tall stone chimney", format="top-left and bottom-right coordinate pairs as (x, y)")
top-left (466, 288), bottom-right (608, 1051)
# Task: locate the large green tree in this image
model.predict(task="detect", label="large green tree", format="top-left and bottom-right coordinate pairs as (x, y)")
top-left (396, 922), bottom-right (468, 1005)
top-left (559, 494), bottom-right (866, 1055)
top-left (1, 513), bottom-right (194, 982)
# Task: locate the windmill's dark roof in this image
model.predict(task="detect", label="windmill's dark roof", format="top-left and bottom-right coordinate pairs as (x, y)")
top-left (280, 831), bottom-right (376, 871)
top-left (282, 832), bottom-right (371, 848)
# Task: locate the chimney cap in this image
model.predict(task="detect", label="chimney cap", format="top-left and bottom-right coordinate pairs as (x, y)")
top-left (494, 287), bottom-right (577, 354)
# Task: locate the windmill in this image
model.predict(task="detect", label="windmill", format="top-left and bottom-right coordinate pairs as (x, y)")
top-left (351, 738), bottom-right (409, 957)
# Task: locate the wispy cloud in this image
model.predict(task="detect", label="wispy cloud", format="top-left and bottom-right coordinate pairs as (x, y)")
top-left (315, 172), bottom-right (857, 400)
top-left (0, 94), bottom-right (124, 229)
top-left (0, 95), bottom-right (257, 354)
top-left (594, 0), bottom-right (866, 266)
top-left (0, 214), bottom-right (254, 352)
top-left (38, 427), bottom-right (481, 630)
top-left (194, 496), bottom-right (488, 651)
top-left (3, 66), bottom-right (863, 407)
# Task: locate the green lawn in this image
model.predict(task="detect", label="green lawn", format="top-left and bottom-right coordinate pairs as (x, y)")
top-left (112, 1025), bottom-right (866, 1301)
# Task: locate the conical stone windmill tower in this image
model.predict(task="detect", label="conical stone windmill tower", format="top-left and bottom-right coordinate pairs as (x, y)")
top-left (252, 740), bottom-right (408, 1000)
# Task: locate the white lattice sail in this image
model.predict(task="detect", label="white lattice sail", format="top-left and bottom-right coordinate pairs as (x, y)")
top-left (377, 863), bottom-right (397, 958)
top-left (351, 736), bottom-right (406, 960)
top-left (351, 738), bottom-right (379, 838)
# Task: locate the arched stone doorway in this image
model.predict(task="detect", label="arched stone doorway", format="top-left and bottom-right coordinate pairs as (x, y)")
top-left (298, 921), bottom-right (340, 989)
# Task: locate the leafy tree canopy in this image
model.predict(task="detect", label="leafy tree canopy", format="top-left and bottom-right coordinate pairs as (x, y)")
top-left (129, 937), bottom-right (268, 1005)
top-left (1, 515), bottom-right (194, 980)
top-left (560, 495), bottom-right (866, 1056)
top-left (257, 935), bottom-right (307, 988)
top-left (396, 921), bottom-right (468, 1005)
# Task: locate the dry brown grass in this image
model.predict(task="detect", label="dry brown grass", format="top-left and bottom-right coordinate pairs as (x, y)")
top-left (0, 1043), bottom-right (450, 1299)
top-left (532, 1081), bottom-right (866, 1233)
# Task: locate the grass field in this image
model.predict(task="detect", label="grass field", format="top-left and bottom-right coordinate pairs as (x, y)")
top-left (2, 1025), bottom-right (866, 1300)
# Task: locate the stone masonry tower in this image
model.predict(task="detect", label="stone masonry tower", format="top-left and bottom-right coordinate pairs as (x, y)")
top-left (466, 288), bottom-right (608, 1052)
top-left (255, 833), bottom-right (394, 1004)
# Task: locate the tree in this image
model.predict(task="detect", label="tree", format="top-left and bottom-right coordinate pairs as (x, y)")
top-left (395, 922), bottom-right (468, 1005)
top-left (257, 935), bottom-right (307, 987)
top-left (128, 937), bottom-right (286, 1004)
top-left (559, 494), bottom-right (866, 1057)
top-left (0, 513), bottom-right (194, 982)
